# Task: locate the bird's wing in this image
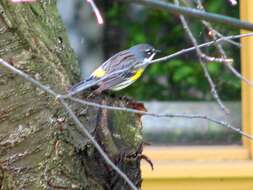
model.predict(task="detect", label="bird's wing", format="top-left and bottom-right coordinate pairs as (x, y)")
top-left (68, 50), bottom-right (140, 94)
top-left (91, 50), bottom-right (137, 79)
top-left (95, 51), bottom-right (141, 91)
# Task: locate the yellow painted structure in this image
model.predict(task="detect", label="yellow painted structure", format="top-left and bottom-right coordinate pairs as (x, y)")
top-left (241, 0), bottom-right (253, 157)
top-left (141, 1), bottom-right (253, 189)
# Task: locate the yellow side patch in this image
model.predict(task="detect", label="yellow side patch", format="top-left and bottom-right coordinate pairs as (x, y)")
top-left (92, 67), bottom-right (106, 78)
top-left (130, 68), bottom-right (144, 81)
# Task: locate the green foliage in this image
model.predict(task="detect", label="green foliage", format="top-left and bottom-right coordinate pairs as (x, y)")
top-left (104, 1), bottom-right (241, 101)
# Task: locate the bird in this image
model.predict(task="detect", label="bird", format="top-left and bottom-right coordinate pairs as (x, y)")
top-left (68, 43), bottom-right (159, 95)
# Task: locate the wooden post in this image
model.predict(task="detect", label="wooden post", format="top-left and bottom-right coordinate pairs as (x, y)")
top-left (240, 0), bottom-right (253, 158)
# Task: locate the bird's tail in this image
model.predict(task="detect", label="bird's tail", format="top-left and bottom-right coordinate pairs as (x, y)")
top-left (67, 77), bottom-right (97, 96)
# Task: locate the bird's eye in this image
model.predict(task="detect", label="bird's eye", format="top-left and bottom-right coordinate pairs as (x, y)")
top-left (145, 49), bottom-right (152, 55)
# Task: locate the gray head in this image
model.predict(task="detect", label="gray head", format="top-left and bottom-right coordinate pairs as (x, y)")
top-left (129, 43), bottom-right (158, 62)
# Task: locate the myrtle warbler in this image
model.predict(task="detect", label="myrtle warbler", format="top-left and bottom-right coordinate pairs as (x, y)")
top-left (68, 44), bottom-right (159, 95)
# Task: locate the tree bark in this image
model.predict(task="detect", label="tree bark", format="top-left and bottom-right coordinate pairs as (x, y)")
top-left (0, 1), bottom-right (143, 189)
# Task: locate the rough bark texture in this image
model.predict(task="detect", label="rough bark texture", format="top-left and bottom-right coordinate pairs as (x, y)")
top-left (0, 1), bottom-right (143, 189)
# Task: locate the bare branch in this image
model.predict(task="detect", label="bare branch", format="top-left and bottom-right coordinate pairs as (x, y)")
top-left (86, 0), bottom-right (104, 24)
top-left (194, 0), bottom-right (253, 88)
top-left (213, 30), bottom-right (241, 48)
top-left (0, 58), bottom-right (57, 97)
top-left (150, 33), bottom-right (253, 64)
top-left (194, 0), bottom-right (240, 48)
top-left (128, 0), bottom-right (253, 31)
top-left (67, 96), bottom-right (253, 141)
top-left (174, 0), bottom-right (229, 113)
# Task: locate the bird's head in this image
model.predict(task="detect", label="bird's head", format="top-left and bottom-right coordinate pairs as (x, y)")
top-left (129, 43), bottom-right (160, 63)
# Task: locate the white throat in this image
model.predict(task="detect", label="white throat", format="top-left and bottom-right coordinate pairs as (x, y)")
top-left (144, 53), bottom-right (156, 63)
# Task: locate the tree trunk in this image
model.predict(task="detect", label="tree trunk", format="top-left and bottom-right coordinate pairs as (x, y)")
top-left (0, 1), bottom-right (143, 189)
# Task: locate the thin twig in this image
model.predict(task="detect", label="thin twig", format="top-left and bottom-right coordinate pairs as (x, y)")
top-left (149, 33), bottom-right (253, 64)
top-left (10, 0), bottom-right (36, 2)
top-left (86, 0), bottom-right (104, 24)
top-left (175, 0), bottom-right (229, 113)
top-left (213, 30), bottom-right (241, 48)
top-left (191, 0), bottom-right (241, 48)
top-left (225, 63), bottom-right (253, 87)
top-left (194, 0), bottom-right (253, 88)
top-left (67, 96), bottom-right (253, 140)
top-left (0, 59), bottom-right (57, 97)
top-left (228, 0), bottom-right (237, 6)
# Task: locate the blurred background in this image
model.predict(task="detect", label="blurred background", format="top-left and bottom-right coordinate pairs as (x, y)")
top-left (57, 0), bottom-right (241, 146)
